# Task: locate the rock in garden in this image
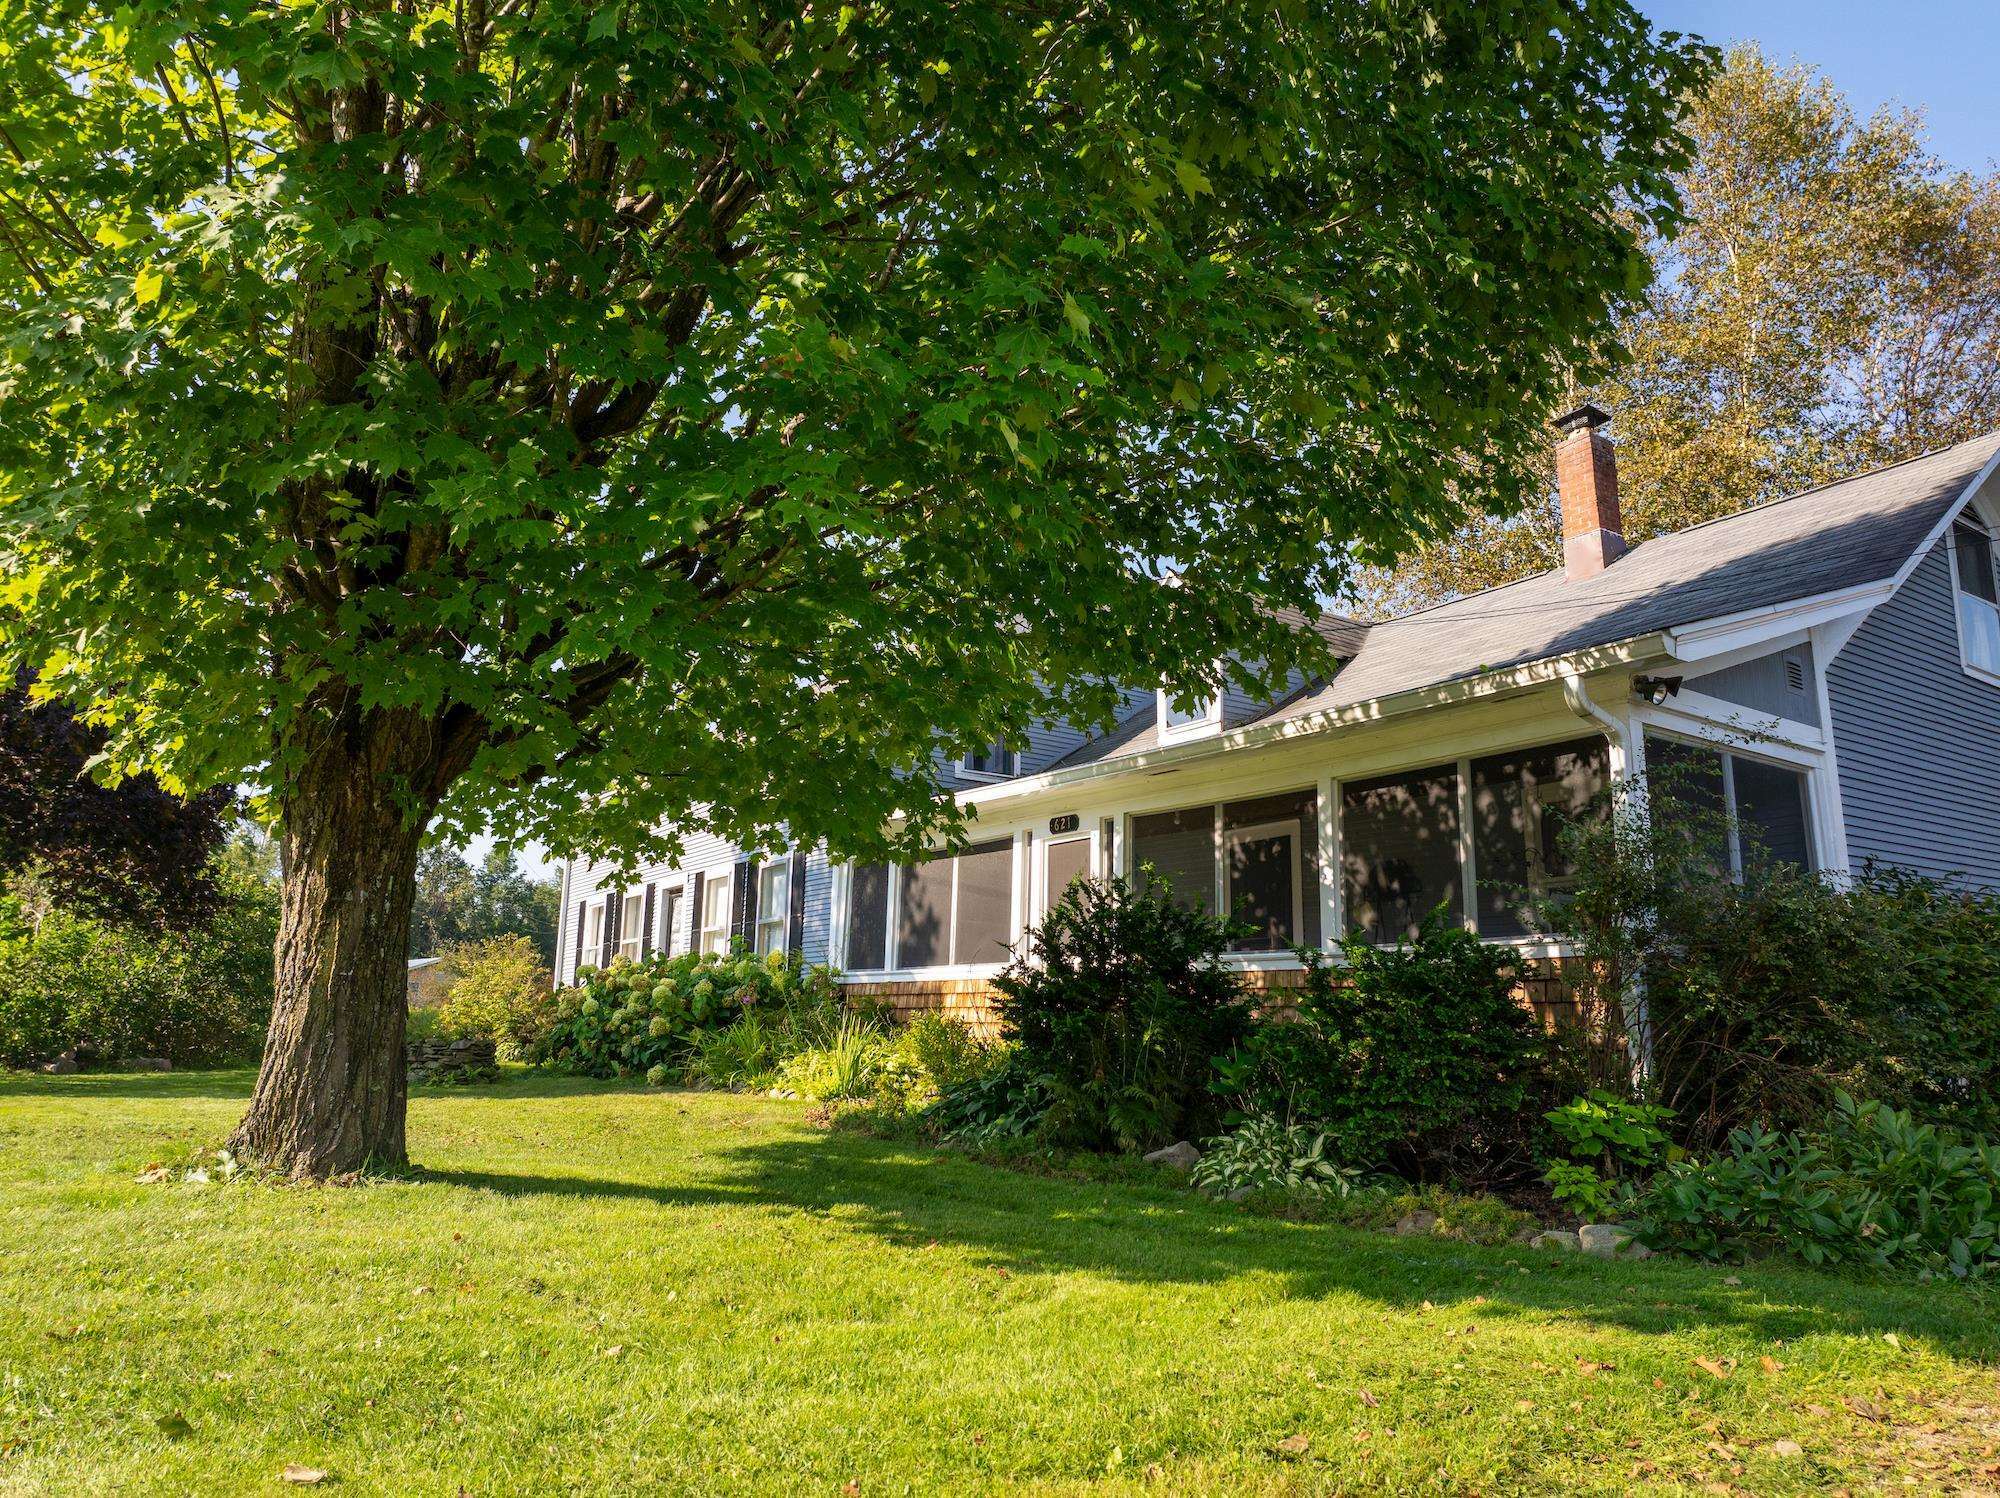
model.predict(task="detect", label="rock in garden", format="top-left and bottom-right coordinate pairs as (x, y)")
top-left (1143, 1141), bottom-right (1202, 1170)
top-left (1578, 1224), bottom-right (1652, 1259)
top-left (1393, 1209), bottom-right (1438, 1237)
top-left (1529, 1230), bottom-right (1579, 1252)
top-left (41, 1050), bottom-right (79, 1075)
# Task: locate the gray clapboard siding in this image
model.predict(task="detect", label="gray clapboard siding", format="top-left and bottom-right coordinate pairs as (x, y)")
top-left (1828, 536), bottom-right (2000, 887)
top-left (1688, 643), bottom-right (1820, 726)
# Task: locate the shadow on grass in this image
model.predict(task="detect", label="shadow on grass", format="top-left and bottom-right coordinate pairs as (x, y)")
top-left (424, 1124), bottom-right (2000, 1365)
top-left (0, 1067), bottom-right (260, 1101)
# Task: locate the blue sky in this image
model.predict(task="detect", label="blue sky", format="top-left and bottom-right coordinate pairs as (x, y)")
top-left (1642, 0), bottom-right (1997, 171)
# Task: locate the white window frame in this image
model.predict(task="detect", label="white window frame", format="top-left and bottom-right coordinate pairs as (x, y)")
top-left (754, 861), bottom-right (790, 957)
top-left (578, 894), bottom-right (608, 976)
top-left (1947, 506), bottom-right (2000, 688)
top-left (1640, 728), bottom-right (1819, 878)
top-left (1222, 816), bottom-right (1306, 952)
top-left (697, 866), bottom-right (734, 956)
top-left (836, 840), bottom-right (1023, 979)
top-left (957, 742), bottom-right (1019, 781)
top-left (1157, 685), bottom-right (1223, 744)
top-left (615, 886), bottom-right (646, 963)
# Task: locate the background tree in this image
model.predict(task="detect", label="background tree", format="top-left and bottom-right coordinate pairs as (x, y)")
top-left (0, 672), bottom-right (232, 930)
top-left (409, 845), bottom-right (559, 965)
top-left (1354, 45), bottom-right (2000, 615)
top-left (0, 1), bottom-right (1710, 1175)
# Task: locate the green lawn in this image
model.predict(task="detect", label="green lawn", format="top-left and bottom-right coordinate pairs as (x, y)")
top-left (3, 1072), bottom-right (1998, 1496)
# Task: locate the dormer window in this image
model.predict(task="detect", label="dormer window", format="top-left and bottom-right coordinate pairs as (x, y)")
top-left (958, 741), bottom-right (1018, 780)
top-left (1157, 684), bottom-right (1222, 742)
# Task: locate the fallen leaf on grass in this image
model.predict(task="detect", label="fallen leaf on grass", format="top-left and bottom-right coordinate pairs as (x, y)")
top-left (1358, 1390), bottom-right (1380, 1408)
top-left (1576, 1359), bottom-right (1616, 1377)
top-left (1768, 1440), bottom-right (1804, 1458)
top-left (280, 1466), bottom-right (327, 1485)
top-left (1882, 1332), bottom-right (1901, 1349)
top-left (1694, 1357), bottom-right (1737, 1380)
top-left (1842, 1396), bottom-right (1887, 1423)
top-left (600, 1345), bottom-right (625, 1360)
top-left (1759, 1356), bottom-right (1785, 1375)
top-left (1275, 1433), bottom-right (1311, 1457)
top-left (136, 1165), bottom-right (171, 1184)
top-left (1722, 1276), bottom-right (1742, 1286)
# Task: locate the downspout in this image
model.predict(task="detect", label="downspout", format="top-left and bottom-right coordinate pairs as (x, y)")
top-left (1561, 670), bottom-right (1653, 1087)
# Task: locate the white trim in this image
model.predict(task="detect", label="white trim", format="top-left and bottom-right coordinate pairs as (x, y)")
top-left (1652, 686), bottom-right (1825, 751)
top-left (1454, 757), bottom-right (1477, 933)
top-left (1806, 622), bottom-right (1853, 877)
top-left (956, 743), bottom-right (1019, 781)
top-left (696, 864), bottom-right (734, 956)
top-left (1038, 833), bottom-right (1093, 923)
top-left (753, 860), bottom-right (790, 957)
top-left (1665, 579), bottom-right (1897, 663)
top-left (1946, 510), bottom-right (2000, 688)
top-left (1317, 773), bottom-right (1340, 944)
top-left (655, 878), bottom-right (687, 957)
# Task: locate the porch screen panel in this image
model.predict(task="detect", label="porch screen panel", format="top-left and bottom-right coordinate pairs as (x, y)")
top-left (951, 839), bottom-right (1016, 965)
top-left (1732, 757), bottom-right (1815, 871)
top-left (895, 853), bottom-right (954, 969)
top-left (1341, 764), bottom-right (1462, 942)
top-left (845, 863), bottom-right (890, 970)
top-left (1223, 789), bottom-right (1319, 949)
top-left (1045, 837), bottom-right (1092, 907)
top-left (1471, 736), bottom-right (1609, 938)
top-left (1645, 735), bottom-right (1726, 818)
top-left (1131, 806), bottom-right (1216, 912)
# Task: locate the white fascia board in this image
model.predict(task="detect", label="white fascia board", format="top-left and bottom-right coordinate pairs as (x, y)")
top-left (1663, 579), bottom-right (1898, 665)
top-left (1649, 685), bottom-right (1827, 751)
top-left (948, 633), bottom-right (1672, 814)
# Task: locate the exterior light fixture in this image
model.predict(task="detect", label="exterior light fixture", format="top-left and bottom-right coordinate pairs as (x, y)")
top-left (1633, 673), bottom-right (1683, 706)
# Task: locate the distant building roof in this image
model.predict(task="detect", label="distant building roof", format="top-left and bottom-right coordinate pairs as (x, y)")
top-left (407, 956), bottom-right (443, 971)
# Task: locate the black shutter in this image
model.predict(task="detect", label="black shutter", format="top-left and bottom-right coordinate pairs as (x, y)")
top-left (690, 872), bottom-right (706, 952)
top-left (641, 883), bottom-right (657, 957)
top-left (600, 892), bottom-right (618, 966)
top-left (787, 851), bottom-right (808, 957)
top-left (730, 857), bottom-right (755, 950)
top-left (573, 899), bottom-right (587, 981)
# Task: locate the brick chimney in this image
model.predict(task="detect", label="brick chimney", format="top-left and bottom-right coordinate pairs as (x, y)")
top-left (1555, 403), bottom-right (1626, 580)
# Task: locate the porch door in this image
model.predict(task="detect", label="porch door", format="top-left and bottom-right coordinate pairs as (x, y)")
top-left (1041, 836), bottom-right (1093, 921)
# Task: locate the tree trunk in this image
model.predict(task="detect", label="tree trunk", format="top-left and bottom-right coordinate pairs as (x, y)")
top-left (231, 711), bottom-right (436, 1178)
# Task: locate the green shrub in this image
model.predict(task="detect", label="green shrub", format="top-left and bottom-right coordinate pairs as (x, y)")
top-left (1316, 1183), bottom-right (1539, 1246)
top-left (930, 1053), bottom-right (1056, 1147)
top-left (1218, 907), bottom-right (1547, 1182)
top-left (774, 1015), bottom-right (891, 1102)
top-left (1629, 1092), bottom-right (2000, 1276)
top-left (1190, 1116), bottom-right (1359, 1199)
top-left (1541, 1089), bottom-right (1677, 1218)
top-left (0, 856), bottom-right (277, 1068)
top-left (531, 946), bottom-right (843, 1081)
top-left (436, 934), bottom-right (554, 1060)
top-left (1551, 776), bottom-right (2000, 1146)
top-left (989, 875), bottom-right (1253, 1151)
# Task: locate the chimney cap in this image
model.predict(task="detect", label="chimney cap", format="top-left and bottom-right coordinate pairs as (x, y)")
top-left (1555, 402), bottom-right (1611, 436)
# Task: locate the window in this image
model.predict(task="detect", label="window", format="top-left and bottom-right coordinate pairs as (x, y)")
top-left (659, 885), bottom-right (684, 957)
top-left (1953, 518), bottom-right (2000, 678)
top-left (698, 869), bottom-right (733, 955)
top-left (754, 861), bottom-right (790, 956)
top-left (1471, 737), bottom-right (1609, 939)
top-left (578, 896), bottom-right (606, 973)
top-left (959, 742), bottom-right (1018, 779)
top-left (1342, 764), bottom-right (1462, 942)
top-left (845, 863), bottom-right (890, 970)
top-left (616, 889), bottom-right (646, 962)
top-left (1645, 735), bottom-right (1814, 875)
top-left (1043, 836), bottom-right (1092, 914)
top-left (849, 840), bottom-right (1019, 971)
top-left (1130, 790), bottom-right (1320, 950)
top-left (1131, 806), bottom-right (1217, 912)
top-left (1158, 686), bottom-right (1222, 740)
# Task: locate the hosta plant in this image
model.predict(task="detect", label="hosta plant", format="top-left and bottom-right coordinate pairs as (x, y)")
top-left (1191, 1116), bottom-right (1361, 1200)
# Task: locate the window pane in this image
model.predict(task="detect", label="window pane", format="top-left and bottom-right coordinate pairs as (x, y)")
top-left (755, 864), bottom-right (788, 955)
top-left (700, 874), bottom-right (733, 953)
top-left (1645, 735), bottom-right (1727, 820)
top-left (1131, 806), bottom-right (1215, 911)
top-left (1341, 765), bottom-right (1461, 942)
top-left (1162, 693), bottom-right (1214, 728)
top-left (1045, 837), bottom-right (1092, 909)
top-left (619, 893), bottom-right (645, 957)
top-left (845, 864), bottom-right (889, 970)
top-left (963, 743), bottom-right (1015, 776)
top-left (952, 839), bottom-right (1015, 965)
top-left (1732, 756), bottom-right (1815, 871)
top-left (1225, 789), bottom-right (1318, 948)
top-left (1227, 830), bottom-right (1297, 950)
top-left (896, 853), bottom-right (953, 969)
top-left (661, 889), bottom-right (683, 956)
top-left (1961, 594), bottom-right (2000, 673)
top-left (1957, 523), bottom-right (1998, 603)
top-left (1471, 737), bottom-right (1609, 938)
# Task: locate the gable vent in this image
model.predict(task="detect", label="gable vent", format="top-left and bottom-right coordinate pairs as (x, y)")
top-left (1785, 655), bottom-right (1807, 693)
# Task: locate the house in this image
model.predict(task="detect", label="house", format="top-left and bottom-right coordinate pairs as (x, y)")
top-left (407, 956), bottom-right (451, 1010)
top-left (552, 408), bottom-right (2000, 1032)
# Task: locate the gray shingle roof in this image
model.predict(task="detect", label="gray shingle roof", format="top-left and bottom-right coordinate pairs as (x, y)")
top-left (1051, 431), bottom-right (2000, 771)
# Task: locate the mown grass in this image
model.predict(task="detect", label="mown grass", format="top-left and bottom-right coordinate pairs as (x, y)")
top-left (3, 1068), bottom-right (1997, 1495)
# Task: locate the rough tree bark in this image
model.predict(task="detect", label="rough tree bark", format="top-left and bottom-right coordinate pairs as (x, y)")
top-left (230, 701), bottom-right (444, 1178)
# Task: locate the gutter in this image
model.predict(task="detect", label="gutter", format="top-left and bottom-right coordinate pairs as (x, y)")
top-left (954, 632), bottom-right (1674, 811)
